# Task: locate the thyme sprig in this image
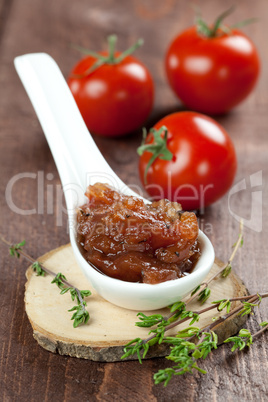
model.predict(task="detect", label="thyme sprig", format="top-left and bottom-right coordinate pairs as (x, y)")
top-left (9, 239), bottom-right (26, 258)
top-left (1, 235), bottom-right (91, 327)
top-left (122, 221), bottom-right (267, 385)
top-left (122, 292), bottom-right (268, 385)
top-left (187, 219), bottom-right (244, 306)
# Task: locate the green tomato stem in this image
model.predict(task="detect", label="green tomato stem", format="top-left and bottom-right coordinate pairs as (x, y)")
top-left (115, 38), bottom-right (144, 64)
top-left (71, 44), bottom-right (106, 60)
top-left (230, 18), bottom-right (259, 29)
top-left (195, 5), bottom-right (257, 39)
top-left (72, 35), bottom-right (144, 77)
top-left (107, 34), bottom-right (117, 62)
top-left (210, 6), bottom-right (235, 37)
top-left (137, 126), bottom-right (173, 185)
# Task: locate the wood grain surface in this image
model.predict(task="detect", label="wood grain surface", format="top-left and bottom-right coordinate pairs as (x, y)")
top-left (0, 0), bottom-right (267, 400)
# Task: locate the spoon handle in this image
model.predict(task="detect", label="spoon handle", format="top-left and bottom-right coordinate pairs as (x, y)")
top-left (14, 53), bottom-right (126, 208)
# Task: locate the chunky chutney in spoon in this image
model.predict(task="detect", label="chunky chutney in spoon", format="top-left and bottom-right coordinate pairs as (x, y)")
top-left (77, 183), bottom-right (200, 284)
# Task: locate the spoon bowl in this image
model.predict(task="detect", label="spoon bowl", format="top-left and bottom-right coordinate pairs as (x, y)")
top-left (71, 228), bottom-right (214, 310)
top-left (14, 53), bottom-right (215, 310)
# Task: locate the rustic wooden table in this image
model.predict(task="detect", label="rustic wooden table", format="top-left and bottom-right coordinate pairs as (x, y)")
top-left (0, 0), bottom-right (267, 400)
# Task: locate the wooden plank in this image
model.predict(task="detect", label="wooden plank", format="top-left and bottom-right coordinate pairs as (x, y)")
top-left (0, 0), bottom-right (267, 400)
top-left (0, 0), bottom-right (12, 45)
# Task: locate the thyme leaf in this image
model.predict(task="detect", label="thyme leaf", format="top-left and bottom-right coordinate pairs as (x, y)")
top-left (9, 239), bottom-right (26, 258)
top-left (122, 222), bottom-right (267, 386)
top-left (1, 235), bottom-right (91, 328)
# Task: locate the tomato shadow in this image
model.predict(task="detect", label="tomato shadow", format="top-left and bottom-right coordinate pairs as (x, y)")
top-left (92, 103), bottom-right (236, 146)
top-left (148, 104), bottom-right (236, 129)
top-left (144, 104), bottom-right (187, 129)
top-left (91, 104), bottom-right (187, 145)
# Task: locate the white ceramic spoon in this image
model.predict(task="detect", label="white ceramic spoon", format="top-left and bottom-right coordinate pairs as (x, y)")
top-left (14, 53), bottom-right (215, 311)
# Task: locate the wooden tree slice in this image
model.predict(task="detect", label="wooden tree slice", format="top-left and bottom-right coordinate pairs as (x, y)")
top-left (24, 244), bottom-right (249, 362)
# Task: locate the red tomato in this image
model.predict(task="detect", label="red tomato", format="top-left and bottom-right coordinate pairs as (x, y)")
top-left (68, 50), bottom-right (154, 137)
top-left (138, 112), bottom-right (237, 210)
top-left (165, 27), bottom-right (260, 114)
